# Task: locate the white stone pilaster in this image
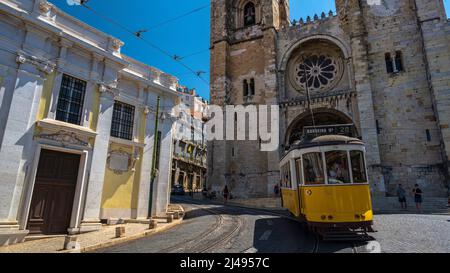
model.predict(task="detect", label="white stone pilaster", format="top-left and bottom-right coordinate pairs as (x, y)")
top-left (48, 40), bottom-right (71, 120)
top-left (136, 95), bottom-right (155, 219)
top-left (0, 64), bottom-right (44, 230)
top-left (79, 86), bottom-right (115, 231)
top-left (152, 115), bottom-right (175, 217)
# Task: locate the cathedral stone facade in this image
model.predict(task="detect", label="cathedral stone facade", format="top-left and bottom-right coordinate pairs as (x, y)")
top-left (208, 0), bottom-right (450, 198)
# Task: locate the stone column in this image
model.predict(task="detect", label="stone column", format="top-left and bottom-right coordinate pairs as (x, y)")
top-left (79, 85), bottom-right (115, 232)
top-left (152, 110), bottom-right (175, 217)
top-left (0, 58), bottom-right (48, 244)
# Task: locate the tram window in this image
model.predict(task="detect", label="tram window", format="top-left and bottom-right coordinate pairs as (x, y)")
top-left (325, 151), bottom-right (351, 184)
top-left (303, 153), bottom-right (325, 185)
top-left (350, 151), bottom-right (368, 183)
top-left (295, 159), bottom-right (303, 186)
top-left (281, 163), bottom-right (292, 188)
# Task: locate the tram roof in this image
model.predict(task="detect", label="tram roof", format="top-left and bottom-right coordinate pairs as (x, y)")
top-left (284, 135), bottom-right (364, 155)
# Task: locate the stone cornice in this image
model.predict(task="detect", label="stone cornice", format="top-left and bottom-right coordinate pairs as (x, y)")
top-left (280, 89), bottom-right (357, 108)
top-left (37, 118), bottom-right (98, 138)
top-left (15, 51), bottom-right (56, 74)
top-left (0, 1), bottom-right (128, 68)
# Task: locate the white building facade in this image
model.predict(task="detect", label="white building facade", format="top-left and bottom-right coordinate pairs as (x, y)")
top-left (0, 0), bottom-right (180, 246)
top-left (172, 87), bottom-right (208, 191)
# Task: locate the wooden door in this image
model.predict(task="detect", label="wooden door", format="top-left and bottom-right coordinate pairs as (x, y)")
top-left (27, 150), bottom-right (80, 235)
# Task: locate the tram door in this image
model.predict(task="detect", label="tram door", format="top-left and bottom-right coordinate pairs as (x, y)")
top-left (295, 158), bottom-right (303, 216)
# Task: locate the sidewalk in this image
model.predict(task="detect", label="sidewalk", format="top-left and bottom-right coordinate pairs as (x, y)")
top-left (372, 197), bottom-right (449, 215)
top-left (186, 193), bottom-right (449, 215)
top-left (0, 205), bottom-right (184, 253)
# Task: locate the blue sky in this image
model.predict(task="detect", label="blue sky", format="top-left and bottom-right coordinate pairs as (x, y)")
top-left (50, 0), bottom-right (449, 101)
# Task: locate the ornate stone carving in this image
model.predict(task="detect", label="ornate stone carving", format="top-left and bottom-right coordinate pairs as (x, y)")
top-left (143, 106), bottom-right (151, 115)
top-left (39, 1), bottom-right (53, 14)
top-left (99, 83), bottom-right (120, 98)
top-left (107, 149), bottom-right (139, 174)
top-left (288, 43), bottom-right (345, 95)
top-left (36, 130), bottom-right (90, 147)
top-left (16, 55), bottom-right (27, 64)
top-left (294, 54), bottom-right (340, 92)
top-left (15, 54), bottom-right (55, 74)
top-left (111, 39), bottom-right (124, 52)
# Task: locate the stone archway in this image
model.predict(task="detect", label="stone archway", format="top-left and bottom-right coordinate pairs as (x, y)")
top-left (285, 108), bottom-right (357, 146)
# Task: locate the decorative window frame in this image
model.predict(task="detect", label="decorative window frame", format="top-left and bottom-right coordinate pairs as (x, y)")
top-left (106, 148), bottom-right (140, 175)
top-left (287, 46), bottom-right (345, 95)
top-left (234, 0), bottom-right (262, 29)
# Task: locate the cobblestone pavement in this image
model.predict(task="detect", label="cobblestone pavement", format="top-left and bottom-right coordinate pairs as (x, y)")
top-left (371, 214), bottom-right (450, 253)
top-left (0, 223), bottom-right (151, 253)
top-left (0, 205), bottom-right (184, 253)
top-left (94, 197), bottom-right (449, 253)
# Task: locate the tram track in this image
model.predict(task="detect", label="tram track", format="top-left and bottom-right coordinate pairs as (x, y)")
top-left (229, 204), bottom-right (365, 253)
top-left (160, 199), bottom-right (244, 253)
top-left (312, 235), bottom-right (321, 253)
top-left (171, 197), bottom-right (362, 254)
top-left (197, 213), bottom-right (244, 253)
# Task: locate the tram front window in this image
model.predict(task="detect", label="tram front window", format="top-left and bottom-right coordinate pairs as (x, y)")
top-left (325, 151), bottom-right (351, 184)
top-left (350, 150), bottom-right (368, 183)
top-left (303, 152), bottom-right (325, 185)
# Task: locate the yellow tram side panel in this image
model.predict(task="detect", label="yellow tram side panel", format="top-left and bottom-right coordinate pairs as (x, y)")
top-left (282, 185), bottom-right (373, 223)
top-left (301, 185), bottom-right (373, 223)
top-left (281, 188), bottom-right (301, 217)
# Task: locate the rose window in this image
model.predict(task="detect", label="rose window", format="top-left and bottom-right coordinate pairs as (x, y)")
top-left (294, 55), bottom-right (340, 92)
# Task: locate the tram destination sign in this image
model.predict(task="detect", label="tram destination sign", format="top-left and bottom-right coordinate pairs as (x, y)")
top-left (303, 124), bottom-right (356, 139)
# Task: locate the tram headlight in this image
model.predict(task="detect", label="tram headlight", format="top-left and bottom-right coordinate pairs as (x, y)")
top-left (321, 215), bottom-right (327, 220)
top-left (355, 214), bottom-right (361, 219)
top-left (361, 214), bottom-right (366, 219)
top-left (328, 215), bottom-right (334, 220)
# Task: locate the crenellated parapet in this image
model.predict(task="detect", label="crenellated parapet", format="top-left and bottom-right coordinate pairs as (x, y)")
top-left (290, 10), bottom-right (336, 29)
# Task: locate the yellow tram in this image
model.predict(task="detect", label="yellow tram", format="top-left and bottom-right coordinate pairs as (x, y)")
top-left (280, 125), bottom-right (374, 240)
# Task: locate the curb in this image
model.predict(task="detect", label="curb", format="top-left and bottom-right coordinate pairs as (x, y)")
top-left (64, 205), bottom-right (185, 253)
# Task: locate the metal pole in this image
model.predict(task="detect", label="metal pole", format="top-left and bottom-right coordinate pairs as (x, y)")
top-left (148, 96), bottom-right (161, 219)
top-left (301, 56), bottom-right (317, 136)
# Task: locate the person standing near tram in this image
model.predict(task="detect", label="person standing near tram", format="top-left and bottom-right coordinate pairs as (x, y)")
top-left (396, 184), bottom-right (407, 210)
top-left (223, 185), bottom-right (230, 204)
top-left (412, 184), bottom-right (423, 213)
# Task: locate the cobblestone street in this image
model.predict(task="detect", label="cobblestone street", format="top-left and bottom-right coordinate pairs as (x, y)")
top-left (372, 214), bottom-right (450, 253)
top-left (93, 197), bottom-right (450, 253)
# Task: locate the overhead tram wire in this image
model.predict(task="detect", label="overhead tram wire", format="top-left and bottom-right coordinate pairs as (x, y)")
top-left (176, 49), bottom-right (210, 60)
top-left (79, 2), bottom-right (209, 86)
top-left (146, 3), bottom-right (210, 32)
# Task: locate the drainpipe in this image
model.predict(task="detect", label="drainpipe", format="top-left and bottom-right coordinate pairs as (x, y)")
top-left (148, 96), bottom-right (160, 219)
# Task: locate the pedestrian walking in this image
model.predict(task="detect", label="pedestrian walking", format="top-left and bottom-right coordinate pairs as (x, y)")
top-left (412, 184), bottom-right (423, 213)
top-left (274, 183), bottom-right (280, 196)
top-left (396, 184), bottom-right (407, 210)
top-left (223, 185), bottom-right (230, 204)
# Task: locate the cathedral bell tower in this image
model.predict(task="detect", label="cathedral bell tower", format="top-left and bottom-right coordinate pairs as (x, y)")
top-left (208, 0), bottom-right (289, 198)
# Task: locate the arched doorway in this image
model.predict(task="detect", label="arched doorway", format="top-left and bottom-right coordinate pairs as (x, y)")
top-left (285, 108), bottom-right (357, 146)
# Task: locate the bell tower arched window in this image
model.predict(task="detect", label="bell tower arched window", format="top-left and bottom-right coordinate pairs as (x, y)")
top-left (244, 2), bottom-right (256, 26)
top-left (243, 79), bottom-right (249, 97)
